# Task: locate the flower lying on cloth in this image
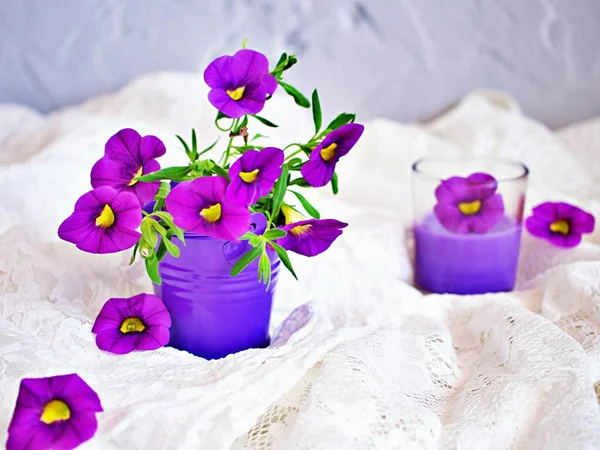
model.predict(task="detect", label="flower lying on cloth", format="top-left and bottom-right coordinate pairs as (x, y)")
top-left (525, 201), bottom-right (595, 248)
top-left (7, 374), bottom-right (102, 450)
top-left (58, 186), bottom-right (142, 253)
top-left (91, 128), bottom-right (166, 205)
top-left (301, 123), bottom-right (364, 187)
top-left (166, 176), bottom-right (251, 241)
top-left (276, 205), bottom-right (348, 257)
top-left (92, 293), bottom-right (171, 354)
top-left (227, 147), bottom-right (284, 205)
top-left (204, 49), bottom-right (278, 119)
top-left (434, 172), bottom-right (505, 234)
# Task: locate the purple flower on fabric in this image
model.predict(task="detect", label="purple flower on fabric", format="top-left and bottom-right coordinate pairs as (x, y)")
top-left (7, 374), bottom-right (102, 450)
top-left (301, 123), bottom-right (364, 187)
top-left (227, 147), bottom-right (284, 205)
top-left (92, 293), bottom-right (171, 354)
top-left (434, 172), bottom-right (505, 234)
top-left (165, 176), bottom-right (251, 241)
top-left (91, 128), bottom-right (166, 205)
top-left (204, 49), bottom-right (278, 119)
top-left (58, 186), bottom-right (142, 254)
top-left (525, 202), bottom-right (595, 248)
top-left (276, 205), bottom-right (348, 257)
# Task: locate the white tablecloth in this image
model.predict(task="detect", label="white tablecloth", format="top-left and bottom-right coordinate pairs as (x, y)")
top-left (1, 74), bottom-right (600, 449)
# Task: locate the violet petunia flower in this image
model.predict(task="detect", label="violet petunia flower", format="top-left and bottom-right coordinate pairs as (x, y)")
top-left (92, 293), bottom-right (171, 354)
top-left (434, 172), bottom-right (505, 234)
top-left (7, 374), bottom-right (103, 450)
top-left (276, 205), bottom-right (348, 257)
top-left (165, 176), bottom-right (251, 241)
top-left (227, 147), bottom-right (284, 205)
top-left (58, 186), bottom-right (142, 254)
top-left (204, 49), bottom-right (278, 119)
top-left (301, 123), bottom-right (364, 187)
top-left (525, 201), bottom-right (595, 248)
top-left (91, 128), bottom-right (166, 205)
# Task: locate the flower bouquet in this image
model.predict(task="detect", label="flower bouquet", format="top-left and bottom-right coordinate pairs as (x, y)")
top-left (58, 47), bottom-right (364, 359)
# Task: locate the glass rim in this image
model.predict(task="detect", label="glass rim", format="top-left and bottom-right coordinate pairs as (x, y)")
top-left (411, 156), bottom-right (529, 183)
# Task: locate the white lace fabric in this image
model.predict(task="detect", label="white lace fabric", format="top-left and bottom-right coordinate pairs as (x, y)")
top-left (0, 77), bottom-right (599, 449)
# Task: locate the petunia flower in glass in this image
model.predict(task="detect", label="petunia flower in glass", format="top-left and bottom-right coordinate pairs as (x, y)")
top-left (58, 186), bottom-right (142, 254)
top-left (433, 172), bottom-right (505, 234)
top-left (276, 205), bottom-right (348, 257)
top-left (525, 201), bottom-right (595, 248)
top-left (91, 128), bottom-right (166, 205)
top-left (92, 293), bottom-right (171, 354)
top-left (301, 123), bottom-right (364, 187)
top-left (227, 147), bottom-right (284, 205)
top-left (6, 373), bottom-right (103, 450)
top-left (203, 49), bottom-right (278, 119)
top-left (165, 176), bottom-right (251, 241)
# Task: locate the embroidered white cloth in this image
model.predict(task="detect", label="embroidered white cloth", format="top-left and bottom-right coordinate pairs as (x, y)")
top-left (1, 74), bottom-right (600, 449)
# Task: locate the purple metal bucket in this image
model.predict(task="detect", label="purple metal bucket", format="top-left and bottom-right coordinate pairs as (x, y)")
top-left (152, 215), bottom-right (279, 360)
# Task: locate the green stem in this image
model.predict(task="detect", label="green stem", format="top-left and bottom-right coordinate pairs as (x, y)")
top-left (285, 148), bottom-right (304, 161)
top-left (220, 118), bottom-right (240, 166)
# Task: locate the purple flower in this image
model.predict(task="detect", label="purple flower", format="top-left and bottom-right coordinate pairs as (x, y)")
top-left (301, 123), bottom-right (364, 187)
top-left (58, 186), bottom-right (142, 254)
top-left (276, 205), bottom-right (348, 257)
top-left (433, 172), bottom-right (505, 234)
top-left (165, 176), bottom-right (251, 241)
top-left (227, 147), bottom-right (284, 205)
top-left (204, 49), bottom-right (278, 119)
top-left (91, 128), bottom-right (166, 205)
top-left (91, 293), bottom-right (171, 354)
top-left (525, 202), bottom-right (595, 248)
top-left (7, 374), bottom-right (102, 450)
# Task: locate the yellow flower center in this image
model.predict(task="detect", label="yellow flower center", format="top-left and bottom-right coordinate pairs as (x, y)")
top-left (40, 400), bottom-right (71, 424)
top-left (550, 219), bottom-right (570, 235)
top-left (200, 203), bottom-right (222, 223)
top-left (95, 204), bottom-right (115, 228)
top-left (290, 224), bottom-right (312, 236)
top-left (120, 317), bottom-right (146, 333)
top-left (458, 200), bottom-right (482, 215)
top-left (128, 167), bottom-right (143, 186)
top-left (320, 143), bottom-right (338, 162)
top-left (226, 86), bottom-right (246, 101)
top-left (239, 169), bottom-right (259, 183)
top-left (281, 204), bottom-right (304, 225)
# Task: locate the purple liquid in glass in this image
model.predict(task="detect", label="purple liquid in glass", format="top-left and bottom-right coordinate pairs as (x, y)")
top-left (414, 214), bottom-right (522, 294)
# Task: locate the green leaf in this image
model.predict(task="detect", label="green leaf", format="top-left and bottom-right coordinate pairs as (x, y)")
top-left (210, 161), bottom-right (230, 179)
top-left (270, 241), bottom-right (298, 280)
top-left (141, 219), bottom-right (158, 248)
top-left (275, 52), bottom-right (288, 71)
top-left (251, 115), bottom-right (279, 128)
top-left (199, 138), bottom-right (219, 157)
top-left (331, 171), bottom-right (339, 195)
top-left (156, 240), bottom-right (168, 261)
top-left (242, 38), bottom-right (248, 49)
top-left (191, 129), bottom-right (198, 159)
top-left (271, 164), bottom-right (289, 217)
top-left (145, 253), bottom-right (161, 285)
top-left (264, 228), bottom-right (287, 240)
top-left (250, 133), bottom-right (268, 141)
top-left (325, 113), bottom-right (356, 132)
top-left (311, 89), bottom-right (322, 134)
top-left (289, 190), bottom-right (321, 219)
top-left (230, 245), bottom-right (262, 277)
top-left (129, 241), bottom-right (139, 265)
top-left (258, 249), bottom-right (272, 287)
top-left (176, 135), bottom-right (192, 159)
top-left (163, 238), bottom-right (180, 258)
top-left (232, 115), bottom-right (249, 134)
top-left (283, 54), bottom-right (298, 71)
top-left (278, 81), bottom-right (310, 108)
top-left (287, 158), bottom-right (303, 170)
top-left (153, 211), bottom-right (185, 244)
top-left (289, 178), bottom-right (311, 187)
top-left (136, 166), bottom-right (190, 182)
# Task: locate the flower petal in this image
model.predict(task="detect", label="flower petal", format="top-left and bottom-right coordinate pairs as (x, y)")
top-left (301, 159), bottom-right (335, 187)
top-left (129, 293), bottom-right (171, 327)
top-left (50, 374), bottom-right (103, 413)
top-left (136, 326), bottom-right (171, 350)
top-left (208, 89), bottom-right (246, 119)
top-left (90, 157), bottom-right (134, 190)
top-left (96, 330), bottom-right (136, 354)
top-left (139, 135), bottom-right (166, 163)
top-left (105, 128), bottom-right (142, 166)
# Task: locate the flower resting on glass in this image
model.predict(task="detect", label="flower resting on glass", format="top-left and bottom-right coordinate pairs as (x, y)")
top-left (434, 172), bottom-right (505, 234)
top-left (7, 374), bottom-right (103, 450)
top-left (58, 186), bottom-right (142, 254)
top-left (166, 176), bottom-right (252, 241)
top-left (301, 123), bottom-right (364, 187)
top-left (276, 205), bottom-right (348, 257)
top-left (227, 147), bottom-right (284, 205)
top-left (525, 201), bottom-right (595, 248)
top-left (92, 293), bottom-right (171, 354)
top-left (91, 128), bottom-right (166, 205)
top-left (203, 49), bottom-right (278, 119)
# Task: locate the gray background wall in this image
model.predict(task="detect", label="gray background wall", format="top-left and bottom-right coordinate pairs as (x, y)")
top-left (1, 0), bottom-right (599, 128)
